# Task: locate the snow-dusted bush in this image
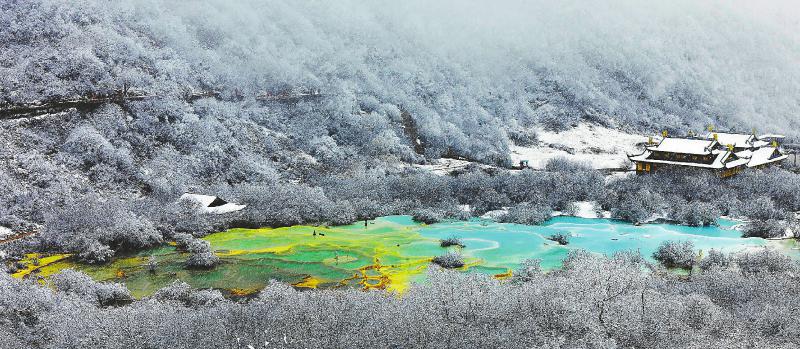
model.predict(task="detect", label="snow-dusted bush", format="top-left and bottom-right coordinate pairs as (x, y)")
top-left (172, 233), bottom-right (194, 251)
top-left (50, 269), bottom-right (131, 306)
top-left (146, 255), bottom-right (158, 273)
top-left (184, 239), bottom-right (219, 269)
top-left (741, 197), bottom-right (786, 221)
top-left (151, 201), bottom-right (217, 238)
top-left (653, 240), bottom-right (696, 269)
top-left (670, 200), bottom-right (720, 226)
top-left (61, 125), bottom-right (134, 173)
top-left (562, 202), bottom-right (580, 216)
top-left (412, 208), bottom-right (443, 224)
top-left (699, 249), bottom-right (730, 271)
top-left (40, 196), bottom-right (163, 261)
top-left (470, 189), bottom-right (511, 216)
top-left (544, 157), bottom-right (592, 172)
top-left (548, 233), bottom-right (570, 245)
top-left (151, 280), bottom-right (225, 307)
top-left (609, 189), bottom-right (664, 224)
top-left (742, 220), bottom-right (786, 239)
top-left (76, 240), bottom-right (115, 264)
top-left (735, 248), bottom-right (796, 274)
top-left (511, 258), bottom-right (542, 283)
top-left (232, 183), bottom-right (340, 227)
top-left (439, 235), bottom-right (465, 248)
top-left (431, 252), bottom-right (464, 269)
top-left (499, 202), bottom-right (552, 225)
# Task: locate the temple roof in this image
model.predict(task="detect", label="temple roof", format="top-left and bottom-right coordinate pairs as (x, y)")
top-left (758, 134), bottom-right (786, 139)
top-left (179, 193), bottom-right (246, 214)
top-left (629, 130), bottom-right (790, 172)
top-left (705, 132), bottom-right (754, 148)
top-left (752, 140), bottom-right (770, 148)
top-left (630, 144), bottom-right (788, 169)
top-left (748, 147), bottom-right (789, 167)
top-left (629, 149), bottom-right (729, 169)
top-left (646, 138), bottom-right (717, 155)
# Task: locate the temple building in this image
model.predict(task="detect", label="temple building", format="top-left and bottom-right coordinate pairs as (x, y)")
top-left (628, 132), bottom-right (788, 177)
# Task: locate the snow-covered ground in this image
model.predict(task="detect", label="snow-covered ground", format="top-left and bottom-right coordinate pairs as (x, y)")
top-left (511, 124), bottom-right (646, 170)
top-left (480, 208), bottom-right (509, 220)
top-left (551, 201), bottom-right (610, 219)
top-left (413, 158), bottom-right (492, 176)
top-left (571, 201), bottom-right (603, 219)
top-left (412, 124), bottom-right (650, 177)
top-left (0, 226), bottom-right (12, 240)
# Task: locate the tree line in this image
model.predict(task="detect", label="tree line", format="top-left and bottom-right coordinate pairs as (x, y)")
top-left (2, 247), bottom-right (799, 348)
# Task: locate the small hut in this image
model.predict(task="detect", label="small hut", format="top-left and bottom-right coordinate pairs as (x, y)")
top-left (179, 194), bottom-right (246, 214)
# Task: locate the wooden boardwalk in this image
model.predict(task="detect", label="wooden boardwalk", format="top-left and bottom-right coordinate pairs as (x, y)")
top-left (0, 230), bottom-right (37, 245)
top-left (0, 89), bottom-right (324, 120)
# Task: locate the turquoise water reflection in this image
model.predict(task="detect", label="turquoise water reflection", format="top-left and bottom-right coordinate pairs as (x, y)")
top-left (399, 216), bottom-right (768, 270)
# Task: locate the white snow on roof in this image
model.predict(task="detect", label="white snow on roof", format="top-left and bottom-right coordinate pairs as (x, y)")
top-left (629, 150), bottom-right (728, 169)
top-left (647, 138), bottom-right (716, 155)
top-left (181, 193), bottom-right (216, 207)
top-left (631, 132), bottom-right (790, 171)
top-left (747, 147), bottom-right (789, 167)
top-left (705, 132), bottom-right (754, 148)
top-left (759, 134), bottom-right (786, 139)
top-left (180, 193), bottom-right (246, 214)
top-left (726, 158), bottom-right (750, 168)
top-left (752, 140), bottom-right (770, 148)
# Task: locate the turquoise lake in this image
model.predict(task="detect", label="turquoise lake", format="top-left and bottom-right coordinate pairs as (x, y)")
top-left (402, 215), bottom-right (769, 270)
top-left (30, 215), bottom-right (789, 297)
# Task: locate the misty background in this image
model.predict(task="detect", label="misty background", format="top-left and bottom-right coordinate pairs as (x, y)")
top-left (3, 0), bottom-right (799, 164)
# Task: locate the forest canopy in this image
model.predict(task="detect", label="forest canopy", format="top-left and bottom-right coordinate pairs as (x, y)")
top-left (3, 0), bottom-right (800, 161)
top-left (2, 1), bottom-right (800, 347)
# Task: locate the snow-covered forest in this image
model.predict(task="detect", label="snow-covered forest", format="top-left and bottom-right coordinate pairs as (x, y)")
top-left (2, 1), bottom-right (800, 347)
top-left (4, 249), bottom-right (800, 348)
top-left (4, 0), bottom-right (800, 156)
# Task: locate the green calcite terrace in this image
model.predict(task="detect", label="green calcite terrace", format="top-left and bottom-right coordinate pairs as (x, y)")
top-left (34, 216), bottom-right (784, 298)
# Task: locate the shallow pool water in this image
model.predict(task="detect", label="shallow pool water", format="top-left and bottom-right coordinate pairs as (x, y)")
top-left (31, 216), bottom-right (780, 298)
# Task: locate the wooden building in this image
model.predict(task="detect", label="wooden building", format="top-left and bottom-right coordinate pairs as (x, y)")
top-left (628, 133), bottom-right (788, 177)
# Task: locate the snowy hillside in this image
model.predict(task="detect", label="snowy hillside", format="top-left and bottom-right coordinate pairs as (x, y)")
top-left (510, 124), bottom-right (646, 170)
top-left (2, 0), bottom-right (800, 167)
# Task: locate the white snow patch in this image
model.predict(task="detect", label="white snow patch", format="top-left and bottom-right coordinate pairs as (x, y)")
top-left (605, 171), bottom-right (635, 183)
top-left (641, 213), bottom-right (669, 224)
top-left (481, 208), bottom-right (509, 220)
top-left (551, 201), bottom-right (604, 219)
top-left (0, 227), bottom-right (12, 240)
top-left (511, 124), bottom-right (645, 170)
top-left (573, 201), bottom-right (600, 219)
top-left (413, 158), bottom-right (484, 176)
